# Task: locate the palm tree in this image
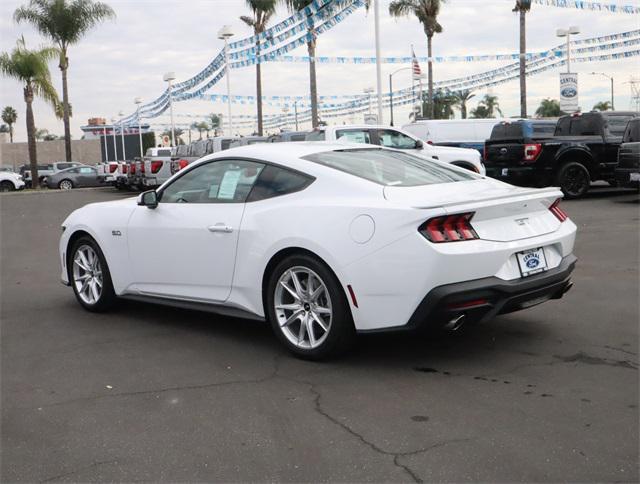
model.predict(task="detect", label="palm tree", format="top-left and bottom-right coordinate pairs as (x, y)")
top-left (389, 0), bottom-right (447, 119)
top-left (513, 0), bottom-right (531, 118)
top-left (593, 101), bottom-right (612, 112)
top-left (535, 98), bottom-right (563, 117)
top-left (482, 94), bottom-right (503, 117)
top-left (452, 89), bottom-right (474, 119)
top-left (54, 100), bottom-right (71, 119)
top-left (241, 0), bottom-right (277, 136)
top-left (1, 106), bottom-right (18, 142)
top-left (35, 128), bottom-right (50, 140)
top-left (14, 0), bottom-right (116, 162)
top-left (0, 37), bottom-right (59, 188)
top-left (282, 0), bottom-right (321, 128)
top-left (208, 113), bottom-right (222, 136)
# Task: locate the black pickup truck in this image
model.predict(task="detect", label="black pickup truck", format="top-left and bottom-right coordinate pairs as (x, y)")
top-left (484, 111), bottom-right (640, 198)
top-left (615, 118), bottom-right (640, 189)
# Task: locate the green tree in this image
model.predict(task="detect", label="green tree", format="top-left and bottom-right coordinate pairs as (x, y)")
top-left (1, 106), bottom-right (18, 142)
top-left (513, 0), bottom-right (531, 118)
top-left (471, 94), bottom-right (503, 118)
top-left (0, 37), bottom-right (59, 188)
top-left (35, 128), bottom-right (49, 140)
top-left (452, 89), bottom-right (474, 119)
top-left (54, 100), bottom-right (71, 119)
top-left (470, 104), bottom-right (490, 119)
top-left (14, 0), bottom-right (116, 162)
top-left (420, 89), bottom-right (456, 120)
top-left (208, 112), bottom-right (222, 136)
top-left (535, 98), bottom-right (563, 117)
top-left (190, 121), bottom-right (209, 140)
top-left (389, 0), bottom-right (447, 119)
top-left (593, 101), bottom-right (612, 111)
top-left (162, 128), bottom-right (184, 145)
top-left (241, 0), bottom-right (277, 136)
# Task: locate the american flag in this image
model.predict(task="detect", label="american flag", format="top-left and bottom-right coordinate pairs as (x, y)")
top-left (411, 47), bottom-right (422, 80)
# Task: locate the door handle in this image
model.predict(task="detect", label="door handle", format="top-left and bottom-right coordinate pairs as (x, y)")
top-left (208, 223), bottom-right (233, 233)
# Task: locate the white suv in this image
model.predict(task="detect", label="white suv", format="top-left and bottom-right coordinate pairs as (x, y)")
top-left (306, 125), bottom-right (485, 174)
top-left (0, 171), bottom-right (25, 191)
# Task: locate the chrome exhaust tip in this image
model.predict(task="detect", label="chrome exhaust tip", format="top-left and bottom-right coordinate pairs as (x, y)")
top-left (444, 314), bottom-right (466, 332)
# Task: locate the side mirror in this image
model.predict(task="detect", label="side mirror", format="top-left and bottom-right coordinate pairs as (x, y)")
top-left (415, 140), bottom-right (424, 149)
top-left (137, 190), bottom-right (158, 209)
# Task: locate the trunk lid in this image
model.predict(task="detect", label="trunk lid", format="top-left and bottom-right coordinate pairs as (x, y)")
top-left (485, 140), bottom-right (525, 166)
top-left (384, 179), bottom-right (564, 242)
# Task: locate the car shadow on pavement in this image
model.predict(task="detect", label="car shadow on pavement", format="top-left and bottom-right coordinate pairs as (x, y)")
top-left (103, 298), bottom-right (551, 369)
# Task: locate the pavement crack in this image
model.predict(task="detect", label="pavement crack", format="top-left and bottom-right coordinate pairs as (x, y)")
top-left (281, 375), bottom-right (469, 483)
top-left (39, 459), bottom-right (119, 482)
top-left (30, 354), bottom-right (282, 410)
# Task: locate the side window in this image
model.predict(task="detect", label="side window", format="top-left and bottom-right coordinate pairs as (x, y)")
top-left (247, 165), bottom-right (313, 202)
top-left (57, 163), bottom-right (71, 170)
top-left (160, 159), bottom-right (264, 204)
top-left (377, 129), bottom-right (418, 149)
top-left (305, 130), bottom-right (325, 141)
top-left (335, 129), bottom-right (372, 144)
top-left (79, 167), bottom-right (95, 174)
top-left (67, 168), bottom-right (80, 174)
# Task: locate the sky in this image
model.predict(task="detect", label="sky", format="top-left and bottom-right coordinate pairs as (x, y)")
top-left (0, 0), bottom-right (638, 142)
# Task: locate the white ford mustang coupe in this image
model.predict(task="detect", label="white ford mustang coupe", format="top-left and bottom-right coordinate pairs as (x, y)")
top-left (60, 143), bottom-right (577, 359)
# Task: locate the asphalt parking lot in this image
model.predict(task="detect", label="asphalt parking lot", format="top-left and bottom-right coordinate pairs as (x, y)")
top-left (1, 186), bottom-right (638, 482)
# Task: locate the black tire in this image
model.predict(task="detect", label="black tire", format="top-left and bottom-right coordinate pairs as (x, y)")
top-left (68, 236), bottom-right (117, 312)
top-left (0, 181), bottom-right (15, 192)
top-left (265, 254), bottom-right (355, 360)
top-left (556, 161), bottom-right (590, 199)
top-left (58, 179), bottom-right (74, 190)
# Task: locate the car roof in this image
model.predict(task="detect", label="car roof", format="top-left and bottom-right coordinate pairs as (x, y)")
top-left (197, 141), bottom-right (384, 175)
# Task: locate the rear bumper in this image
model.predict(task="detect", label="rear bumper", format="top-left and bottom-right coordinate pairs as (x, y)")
top-left (485, 165), bottom-right (548, 184)
top-left (397, 254), bottom-right (577, 331)
top-left (615, 167), bottom-right (640, 188)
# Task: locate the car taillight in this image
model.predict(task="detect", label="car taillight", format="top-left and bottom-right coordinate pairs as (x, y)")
top-left (139, 162), bottom-right (145, 173)
top-left (122, 164), bottom-right (128, 174)
top-left (483, 144), bottom-right (487, 161)
top-left (418, 212), bottom-right (479, 243)
top-left (549, 198), bottom-right (568, 222)
top-left (151, 160), bottom-right (163, 173)
top-left (179, 159), bottom-right (189, 170)
top-left (109, 164), bottom-right (118, 173)
top-left (130, 164), bottom-right (136, 174)
top-left (523, 143), bottom-right (542, 162)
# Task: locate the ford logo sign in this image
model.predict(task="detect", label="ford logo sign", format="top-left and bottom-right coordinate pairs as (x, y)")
top-left (561, 87), bottom-right (577, 98)
top-left (526, 257), bottom-right (539, 269)
top-left (500, 148), bottom-right (508, 154)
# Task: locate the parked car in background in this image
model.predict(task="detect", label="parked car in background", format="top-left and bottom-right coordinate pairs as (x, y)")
top-left (484, 111), bottom-right (639, 198)
top-left (306, 125), bottom-right (485, 174)
top-left (269, 131), bottom-right (309, 142)
top-left (0, 171), bottom-right (25, 191)
top-left (23, 161), bottom-right (85, 187)
top-left (96, 161), bottom-right (119, 185)
top-left (140, 147), bottom-right (173, 188)
top-left (170, 136), bottom-right (240, 174)
top-left (402, 118), bottom-right (512, 155)
top-left (615, 118), bottom-right (640, 189)
top-left (44, 165), bottom-right (105, 190)
top-left (229, 136), bottom-right (269, 149)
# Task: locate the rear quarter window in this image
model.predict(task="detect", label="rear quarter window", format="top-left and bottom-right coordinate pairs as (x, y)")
top-left (247, 165), bottom-right (313, 202)
top-left (606, 115), bottom-right (636, 137)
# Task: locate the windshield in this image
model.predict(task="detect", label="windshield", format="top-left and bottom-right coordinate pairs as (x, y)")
top-left (303, 149), bottom-right (476, 187)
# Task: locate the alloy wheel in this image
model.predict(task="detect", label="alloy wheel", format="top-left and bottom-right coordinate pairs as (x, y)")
top-left (60, 180), bottom-right (73, 190)
top-left (274, 266), bottom-right (332, 349)
top-left (72, 244), bottom-right (103, 305)
top-left (562, 165), bottom-right (588, 197)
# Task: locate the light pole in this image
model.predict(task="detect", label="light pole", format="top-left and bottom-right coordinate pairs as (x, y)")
top-left (118, 110), bottom-right (126, 161)
top-left (294, 101), bottom-right (299, 131)
top-left (389, 67), bottom-right (412, 126)
top-left (163, 72), bottom-right (177, 146)
top-left (110, 117), bottom-right (118, 160)
top-left (281, 105), bottom-right (290, 131)
top-left (373, 0), bottom-right (383, 123)
top-left (218, 25), bottom-right (234, 136)
top-left (556, 26), bottom-right (580, 73)
top-left (591, 72), bottom-right (615, 110)
top-left (134, 97), bottom-right (144, 158)
top-left (102, 124), bottom-right (108, 162)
